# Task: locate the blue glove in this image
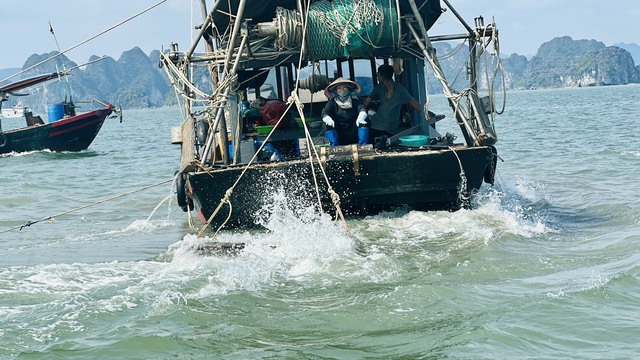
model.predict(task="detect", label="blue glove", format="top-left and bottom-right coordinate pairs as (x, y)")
top-left (356, 111), bottom-right (367, 126)
top-left (322, 115), bottom-right (335, 127)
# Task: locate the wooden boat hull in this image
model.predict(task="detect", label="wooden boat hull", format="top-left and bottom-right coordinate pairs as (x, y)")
top-left (182, 145), bottom-right (497, 229)
top-left (0, 107), bottom-right (112, 154)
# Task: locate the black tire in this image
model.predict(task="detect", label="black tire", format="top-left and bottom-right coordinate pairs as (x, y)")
top-left (176, 173), bottom-right (193, 212)
top-left (483, 146), bottom-right (498, 184)
top-left (195, 121), bottom-right (208, 146)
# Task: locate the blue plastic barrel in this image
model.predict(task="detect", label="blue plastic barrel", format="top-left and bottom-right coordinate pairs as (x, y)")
top-left (47, 104), bottom-right (65, 122)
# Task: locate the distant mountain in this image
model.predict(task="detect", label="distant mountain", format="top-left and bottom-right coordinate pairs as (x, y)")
top-left (502, 36), bottom-right (640, 89)
top-left (2, 36), bottom-right (639, 112)
top-left (0, 68), bottom-right (20, 84)
top-left (615, 42), bottom-right (640, 64)
top-left (7, 48), bottom-right (171, 113)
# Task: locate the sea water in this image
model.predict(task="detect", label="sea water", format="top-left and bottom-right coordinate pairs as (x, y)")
top-left (1, 85), bottom-right (639, 359)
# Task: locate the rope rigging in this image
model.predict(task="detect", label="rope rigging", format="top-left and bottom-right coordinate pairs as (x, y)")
top-left (0, 178), bottom-right (175, 236)
top-left (190, 0), bottom-right (353, 240)
top-left (0, 0), bottom-right (168, 85)
top-left (171, 0), bottom-right (506, 237)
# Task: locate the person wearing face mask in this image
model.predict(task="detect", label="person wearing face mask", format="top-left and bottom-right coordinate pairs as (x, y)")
top-left (321, 78), bottom-right (369, 146)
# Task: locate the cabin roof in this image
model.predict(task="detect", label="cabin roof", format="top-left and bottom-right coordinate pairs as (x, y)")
top-left (211, 0), bottom-right (442, 33)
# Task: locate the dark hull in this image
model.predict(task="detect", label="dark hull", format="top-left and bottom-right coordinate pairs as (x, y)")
top-left (183, 145), bottom-right (497, 230)
top-left (0, 107), bottom-right (112, 154)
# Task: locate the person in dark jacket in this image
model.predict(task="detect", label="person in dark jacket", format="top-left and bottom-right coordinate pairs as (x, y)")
top-left (321, 78), bottom-right (369, 146)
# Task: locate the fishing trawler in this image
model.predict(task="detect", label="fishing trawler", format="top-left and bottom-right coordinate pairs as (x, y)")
top-left (161, 0), bottom-right (503, 233)
top-left (0, 72), bottom-right (115, 154)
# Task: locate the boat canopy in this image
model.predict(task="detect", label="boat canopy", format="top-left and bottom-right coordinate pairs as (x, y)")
top-left (212, 0), bottom-right (441, 29)
top-left (0, 72), bottom-right (63, 97)
top-left (208, 0), bottom-right (443, 61)
top-left (212, 0), bottom-right (298, 32)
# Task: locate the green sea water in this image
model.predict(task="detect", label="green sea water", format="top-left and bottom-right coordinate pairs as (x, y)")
top-left (1, 85), bottom-right (639, 359)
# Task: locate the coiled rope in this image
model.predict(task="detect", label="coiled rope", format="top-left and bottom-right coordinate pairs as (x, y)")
top-left (298, 74), bottom-right (330, 93)
top-left (273, 7), bottom-right (304, 50)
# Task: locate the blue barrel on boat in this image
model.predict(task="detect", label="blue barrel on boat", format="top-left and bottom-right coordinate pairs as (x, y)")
top-left (47, 104), bottom-right (65, 122)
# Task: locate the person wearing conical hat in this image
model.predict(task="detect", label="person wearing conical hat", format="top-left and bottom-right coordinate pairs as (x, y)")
top-left (321, 77), bottom-right (369, 146)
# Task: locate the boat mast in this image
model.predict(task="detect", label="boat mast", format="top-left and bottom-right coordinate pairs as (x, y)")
top-left (197, 0), bottom-right (228, 165)
top-left (405, 0), bottom-right (496, 147)
top-left (441, 0), bottom-right (477, 91)
top-left (404, 0), bottom-right (472, 143)
top-left (48, 22), bottom-right (75, 107)
top-left (197, 0), bottom-right (220, 88)
top-left (199, 0), bottom-right (248, 166)
top-left (176, 1), bottom-right (222, 171)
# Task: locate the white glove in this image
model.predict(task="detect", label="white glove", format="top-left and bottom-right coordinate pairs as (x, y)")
top-left (356, 111), bottom-right (368, 126)
top-left (367, 109), bottom-right (376, 117)
top-left (322, 115), bottom-right (335, 127)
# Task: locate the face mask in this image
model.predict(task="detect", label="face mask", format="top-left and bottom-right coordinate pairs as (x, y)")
top-left (337, 89), bottom-right (350, 97)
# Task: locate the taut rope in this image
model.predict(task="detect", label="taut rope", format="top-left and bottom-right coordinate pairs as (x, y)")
top-left (0, 178), bottom-right (174, 236)
top-left (0, 0), bottom-right (168, 84)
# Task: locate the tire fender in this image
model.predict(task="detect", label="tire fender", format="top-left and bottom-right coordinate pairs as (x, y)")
top-left (483, 145), bottom-right (498, 184)
top-left (176, 173), bottom-right (194, 211)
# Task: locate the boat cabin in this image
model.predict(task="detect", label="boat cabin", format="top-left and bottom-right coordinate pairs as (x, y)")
top-left (162, 0), bottom-right (502, 230)
top-left (221, 56), bottom-right (437, 163)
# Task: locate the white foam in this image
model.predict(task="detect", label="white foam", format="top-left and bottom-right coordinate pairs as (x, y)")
top-left (122, 218), bottom-right (175, 233)
top-left (622, 150), bottom-right (640, 158)
top-left (474, 180), bottom-right (551, 237)
top-left (0, 150), bottom-right (41, 157)
top-left (167, 212), bottom-right (358, 298)
top-left (0, 175), bottom-right (558, 334)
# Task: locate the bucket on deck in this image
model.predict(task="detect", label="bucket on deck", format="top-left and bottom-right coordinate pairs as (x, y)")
top-left (47, 104), bottom-right (65, 122)
top-left (399, 135), bottom-right (429, 147)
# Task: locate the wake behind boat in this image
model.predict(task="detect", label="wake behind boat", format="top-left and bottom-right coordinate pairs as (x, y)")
top-left (0, 72), bottom-right (115, 155)
top-left (161, 0), bottom-right (503, 233)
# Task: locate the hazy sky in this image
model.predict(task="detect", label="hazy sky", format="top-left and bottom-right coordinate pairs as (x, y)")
top-left (1, 0), bottom-right (638, 71)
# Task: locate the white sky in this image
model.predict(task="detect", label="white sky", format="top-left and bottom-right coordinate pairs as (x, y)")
top-left (1, 0), bottom-right (638, 70)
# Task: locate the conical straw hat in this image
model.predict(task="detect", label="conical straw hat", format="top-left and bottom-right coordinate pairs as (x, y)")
top-left (323, 77), bottom-right (361, 99)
